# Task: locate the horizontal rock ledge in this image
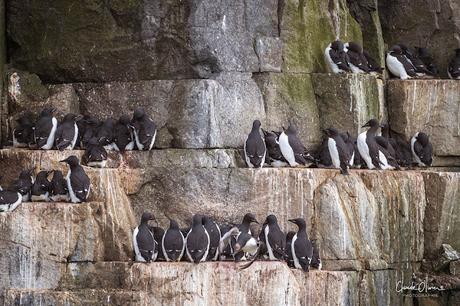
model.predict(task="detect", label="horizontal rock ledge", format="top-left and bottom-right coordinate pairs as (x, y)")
top-left (1, 149), bottom-right (458, 270)
top-left (4, 262), bottom-right (410, 306)
top-left (2, 148), bottom-right (459, 172)
top-left (387, 79), bottom-right (460, 158)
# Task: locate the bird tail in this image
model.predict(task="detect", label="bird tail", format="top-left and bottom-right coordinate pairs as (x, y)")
top-left (56, 140), bottom-right (71, 151)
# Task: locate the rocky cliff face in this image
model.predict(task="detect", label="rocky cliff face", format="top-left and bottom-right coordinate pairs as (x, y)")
top-left (1, 0), bottom-right (460, 306)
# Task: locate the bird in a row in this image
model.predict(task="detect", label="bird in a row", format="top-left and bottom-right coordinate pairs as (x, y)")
top-left (12, 107), bottom-right (156, 153)
top-left (133, 212), bottom-right (321, 272)
top-left (0, 155), bottom-right (90, 212)
top-left (324, 40), bottom-right (383, 74)
top-left (386, 44), bottom-right (440, 79)
top-left (244, 119), bottom-right (433, 174)
top-left (325, 39), bottom-right (460, 79)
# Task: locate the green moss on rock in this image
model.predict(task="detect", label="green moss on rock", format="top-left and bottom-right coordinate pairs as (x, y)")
top-left (312, 73), bottom-right (385, 135)
top-left (254, 72), bottom-right (321, 149)
top-left (281, 0), bottom-right (363, 73)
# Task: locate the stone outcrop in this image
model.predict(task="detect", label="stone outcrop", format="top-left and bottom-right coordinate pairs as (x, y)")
top-left (378, 0), bottom-right (460, 77)
top-left (2, 0), bottom-right (460, 305)
top-left (2, 70), bottom-right (80, 141)
top-left (74, 73), bottom-right (265, 149)
top-left (387, 80), bottom-right (460, 166)
top-left (127, 159), bottom-right (439, 271)
top-left (7, 0), bottom-right (362, 82)
top-left (312, 73), bottom-right (385, 136)
top-left (2, 262), bottom-right (408, 306)
top-left (423, 171), bottom-right (460, 260)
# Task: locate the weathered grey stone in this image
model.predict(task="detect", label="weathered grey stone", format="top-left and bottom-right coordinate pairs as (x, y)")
top-left (3, 289), bottom-right (147, 306)
top-left (312, 73), bottom-right (386, 136)
top-left (0, 202), bottom-right (104, 293)
top-left (255, 36), bottom-right (283, 72)
top-left (281, 0), bottom-right (363, 73)
top-left (378, 0), bottom-right (460, 77)
top-left (0, 149), bottom-right (136, 263)
top-left (422, 171), bottom-right (460, 260)
top-left (74, 74), bottom-right (265, 149)
top-left (128, 166), bottom-right (429, 268)
top-left (387, 80), bottom-right (460, 158)
top-left (7, 70), bottom-right (79, 115)
top-left (7, 0), bottom-right (281, 82)
top-left (451, 260), bottom-right (460, 276)
top-left (3, 70), bottom-right (80, 143)
top-left (58, 262), bottom-right (407, 306)
top-left (434, 244), bottom-right (460, 272)
top-left (346, 0), bottom-right (386, 67)
top-left (253, 72), bottom-right (321, 149)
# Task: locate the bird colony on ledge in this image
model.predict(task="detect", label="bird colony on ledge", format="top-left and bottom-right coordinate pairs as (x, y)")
top-left (0, 155), bottom-right (90, 212)
top-left (10, 107), bottom-right (157, 167)
top-left (133, 212), bottom-right (321, 273)
top-left (325, 40), bottom-right (460, 79)
top-left (244, 119), bottom-right (433, 175)
top-left (1, 38), bottom-right (455, 273)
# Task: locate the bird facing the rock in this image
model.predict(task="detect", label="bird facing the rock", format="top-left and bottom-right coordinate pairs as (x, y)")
top-left (34, 107), bottom-right (58, 150)
top-left (244, 120), bottom-right (266, 168)
top-left (60, 155), bottom-right (90, 203)
top-left (133, 212), bottom-right (156, 262)
top-left (131, 108), bottom-right (157, 151)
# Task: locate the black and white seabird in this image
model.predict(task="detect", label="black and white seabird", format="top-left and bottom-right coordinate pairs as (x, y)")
top-left (323, 128), bottom-right (351, 175)
top-left (262, 129), bottom-right (288, 167)
top-left (362, 50), bottom-right (383, 74)
top-left (83, 137), bottom-right (108, 168)
top-left (286, 231), bottom-right (296, 268)
top-left (49, 170), bottom-right (69, 202)
top-left (357, 119), bottom-right (393, 170)
top-left (131, 108), bottom-right (157, 151)
top-left (113, 115), bottom-right (135, 152)
top-left (60, 155), bottom-right (90, 203)
top-left (218, 224), bottom-right (238, 260)
top-left (133, 212), bottom-right (156, 262)
top-left (415, 47), bottom-right (438, 76)
top-left (31, 170), bottom-right (52, 202)
top-left (279, 123), bottom-right (312, 167)
top-left (34, 107), bottom-right (58, 150)
top-left (324, 40), bottom-right (352, 73)
top-left (310, 241), bottom-right (322, 270)
top-left (340, 131), bottom-right (358, 168)
top-left (55, 114), bottom-right (79, 151)
top-left (203, 216), bottom-right (221, 261)
top-left (448, 49), bottom-right (460, 79)
top-left (244, 120), bottom-right (266, 168)
top-left (315, 135), bottom-right (332, 168)
top-left (386, 45), bottom-right (417, 79)
top-left (233, 230), bottom-right (258, 260)
top-left (262, 215), bottom-right (286, 261)
top-left (375, 129), bottom-right (400, 170)
top-left (75, 115), bottom-right (90, 149)
top-left (11, 169), bottom-right (34, 202)
top-left (81, 117), bottom-right (102, 149)
top-left (13, 113), bottom-right (35, 148)
top-left (0, 188), bottom-right (22, 212)
top-left (233, 213), bottom-right (259, 261)
top-left (288, 218), bottom-right (313, 272)
top-left (96, 118), bottom-right (116, 150)
top-left (151, 226), bottom-right (163, 261)
top-left (345, 42), bottom-right (370, 73)
top-left (380, 124), bottom-right (412, 167)
top-left (186, 214), bottom-right (210, 263)
top-left (398, 44), bottom-right (432, 76)
top-left (411, 132), bottom-right (433, 167)
top-left (162, 219), bottom-right (185, 262)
